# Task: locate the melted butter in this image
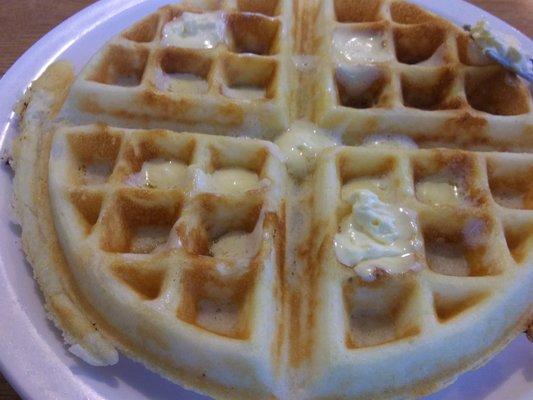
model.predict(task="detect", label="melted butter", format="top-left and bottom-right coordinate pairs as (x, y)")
top-left (416, 179), bottom-right (463, 206)
top-left (161, 12), bottom-right (225, 49)
top-left (470, 20), bottom-right (532, 79)
top-left (274, 121), bottom-right (338, 178)
top-left (210, 231), bottom-right (260, 261)
top-left (127, 158), bottom-right (188, 189)
top-left (207, 168), bottom-right (260, 194)
top-left (334, 189), bottom-right (422, 281)
top-left (209, 213), bottom-right (264, 268)
top-left (333, 28), bottom-right (391, 64)
top-left (342, 177), bottom-right (389, 201)
top-left (155, 71), bottom-right (208, 94)
top-left (335, 65), bottom-right (385, 101)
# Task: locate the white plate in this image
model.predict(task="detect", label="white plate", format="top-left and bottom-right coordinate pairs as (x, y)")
top-left (0, 1), bottom-right (531, 399)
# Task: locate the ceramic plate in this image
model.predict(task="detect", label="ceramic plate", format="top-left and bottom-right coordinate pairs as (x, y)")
top-left (0, 1), bottom-right (531, 399)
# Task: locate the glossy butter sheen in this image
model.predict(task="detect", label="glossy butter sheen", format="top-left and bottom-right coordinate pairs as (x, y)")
top-left (127, 158), bottom-right (188, 189)
top-left (334, 190), bottom-right (422, 281)
top-left (161, 12), bottom-right (225, 49)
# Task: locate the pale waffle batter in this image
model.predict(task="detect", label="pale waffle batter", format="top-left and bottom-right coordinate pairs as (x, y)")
top-left (10, 0), bottom-right (533, 399)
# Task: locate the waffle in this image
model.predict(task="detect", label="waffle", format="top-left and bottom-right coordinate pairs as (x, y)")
top-left (10, 0), bottom-right (533, 399)
top-left (58, 0), bottom-right (293, 139)
top-left (309, 146), bottom-right (533, 397)
top-left (314, 0), bottom-right (532, 151)
top-left (48, 124), bottom-right (286, 396)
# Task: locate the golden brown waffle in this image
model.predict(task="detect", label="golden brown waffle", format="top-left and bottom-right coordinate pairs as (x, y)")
top-left (60, 0), bottom-right (293, 139)
top-left (11, 1), bottom-right (533, 399)
top-left (309, 146), bottom-right (533, 397)
top-left (47, 124), bottom-right (286, 396)
top-left (314, 0), bottom-right (533, 151)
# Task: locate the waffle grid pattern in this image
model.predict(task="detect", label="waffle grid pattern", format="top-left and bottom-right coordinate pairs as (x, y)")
top-left (316, 0), bottom-right (533, 150)
top-left (68, 0), bottom-right (291, 137)
top-left (49, 124), bottom-right (285, 343)
top-left (306, 146), bottom-right (533, 395)
top-left (315, 146), bottom-right (532, 347)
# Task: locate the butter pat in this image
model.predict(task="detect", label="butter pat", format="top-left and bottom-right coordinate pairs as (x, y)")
top-left (193, 168), bottom-right (262, 195)
top-left (333, 28), bottom-right (391, 64)
top-left (334, 190), bottom-right (422, 281)
top-left (342, 177), bottom-right (389, 200)
top-left (416, 180), bottom-right (462, 206)
top-left (162, 12), bottom-right (225, 49)
top-left (274, 121), bottom-right (338, 178)
top-left (210, 213), bottom-right (265, 268)
top-left (470, 20), bottom-right (532, 81)
top-left (127, 158), bottom-right (188, 189)
top-left (155, 70), bottom-right (208, 94)
top-left (209, 169), bottom-right (261, 194)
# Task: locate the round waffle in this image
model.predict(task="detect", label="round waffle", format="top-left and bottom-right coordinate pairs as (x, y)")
top-left (11, 1), bottom-right (533, 399)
